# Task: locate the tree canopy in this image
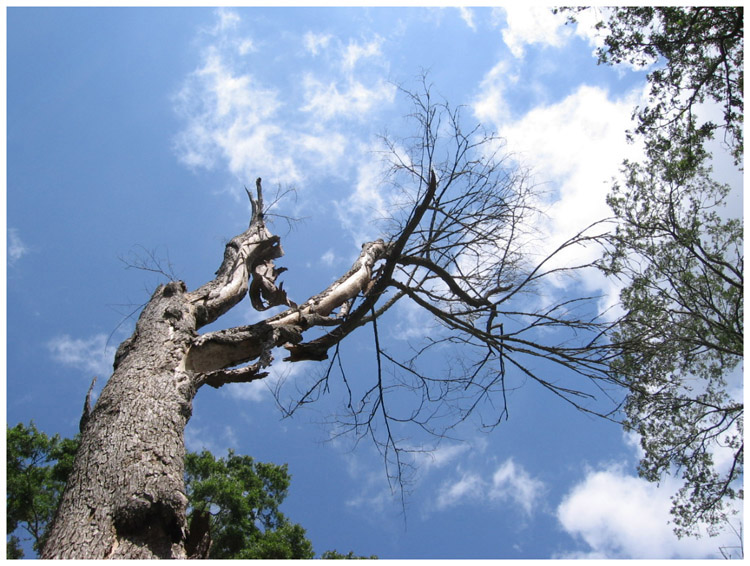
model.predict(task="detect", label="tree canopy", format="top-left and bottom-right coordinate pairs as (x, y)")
top-left (567, 6), bottom-right (743, 165)
top-left (562, 6), bottom-right (744, 537)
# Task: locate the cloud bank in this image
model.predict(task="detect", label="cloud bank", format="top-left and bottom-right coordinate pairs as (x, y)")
top-left (556, 434), bottom-right (743, 559)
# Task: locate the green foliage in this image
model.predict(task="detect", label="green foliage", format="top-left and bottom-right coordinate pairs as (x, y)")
top-left (562, 7), bottom-right (743, 167)
top-left (184, 449), bottom-right (314, 559)
top-left (6, 422), bottom-right (80, 558)
top-left (562, 6), bottom-right (745, 537)
top-left (603, 157), bottom-right (743, 536)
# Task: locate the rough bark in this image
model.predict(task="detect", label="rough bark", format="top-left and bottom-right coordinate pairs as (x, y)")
top-left (42, 280), bottom-right (197, 558)
top-left (41, 178), bottom-right (399, 559)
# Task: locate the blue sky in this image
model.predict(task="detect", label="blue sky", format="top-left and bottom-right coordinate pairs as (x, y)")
top-left (5, 5), bottom-right (743, 559)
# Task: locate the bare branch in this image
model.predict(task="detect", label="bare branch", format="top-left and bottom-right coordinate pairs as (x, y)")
top-left (181, 79), bottom-right (625, 503)
top-left (118, 244), bottom-right (179, 281)
top-left (262, 80), bottom-right (626, 498)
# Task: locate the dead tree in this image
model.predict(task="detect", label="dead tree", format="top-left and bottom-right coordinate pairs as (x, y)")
top-left (42, 85), bottom-right (618, 558)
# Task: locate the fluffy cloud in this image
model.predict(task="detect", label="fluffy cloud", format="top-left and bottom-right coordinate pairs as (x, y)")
top-left (435, 458), bottom-right (545, 516)
top-left (499, 84), bottom-right (641, 254)
top-left (497, 6), bottom-right (571, 58)
top-left (172, 46), bottom-right (301, 186)
top-left (320, 249), bottom-right (337, 267)
top-left (479, 8), bottom-right (646, 290)
top-left (48, 333), bottom-right (116, 379)
top-left (341, 35), bottom-right (384, 71)
top-left (173, 9), bottom-right (397, 202)
top-left (458, 7), bottom-right (476, 31)
top-left (473, 72), bottom-right (646, 315)
top-left (568, 7), bottom-right (610, 53)
top-left (412, 441), bottom-right (476, 472)
top-left (500, 4), bottom-right (666, 75)
top-left (295, 130), bottom-right (348, 170)
top-left (211, 7), bottom-right (241, 34)
top-left (436, 471), bottom-right (484, 509)
top-left (473, 60), bottom-right (516, 126)
top-left (556, 461), bottom-right (742, 559)
top-left (333, 146), bottom-right (393, 243)
top-left (489, 459), bottom-right (545, 515)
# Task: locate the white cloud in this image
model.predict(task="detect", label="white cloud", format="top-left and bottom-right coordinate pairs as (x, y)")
top-left (472, 60), bottom-right (516, 126)
top-left (8, 228), bottom-right (29, 264)
top-left (556, 461), bottom-right (741, 559)
top-left (473, 75), bottom-right (646, 314)
top-left (303, 31), bottom-right (332, 56)
top-left (295, 132), bottom-right (347, 170)
top-left (48, 333), bottom-right (116, 379)
top-left (497, 6), bottom-right (571, 58)
top-left (489, 459), bottom-right (545, 515)
top-left (172, 47), bottom-right (302, 186)
top-left (334, 148), bottom-right (391, 242)
top-left (208, 7), bottom-right (256, 57)
top-left (436, 472), bottom-right (484, 509)
top-left (558, 464), bottom-right (672, 558)
top-left (301, 74), bottom-right (396, 122)
top-left (414, 442), bottom-right (473, 471)
top-left (320, 249), bottom-right (336, 267)
top-left (213, 7), bottom-right (240, 34)
top-left (569, 7), bottom-right (610, 53)
top-left (458, 7), bottom-right (476, 31)
top-left (500, 6), bottom-right (651, 73)
top-left (435, 458), bottom-right (545, 516)
top-left (569, 7), bottom-right (658, 72)
top-left (341, 36), bottom-right (384, 71)
top-left (499, 85), bottom-right (640, 241)
top-left (173, 10), bottom-right (398, 197)
top-left (237, 38), bottom-right (256, 55)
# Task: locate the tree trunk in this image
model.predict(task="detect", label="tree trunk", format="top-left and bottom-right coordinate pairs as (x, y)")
top-left (41, 180), bottom-right (394, 558)
top-left (42, 281), bottom-right (197, 558)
